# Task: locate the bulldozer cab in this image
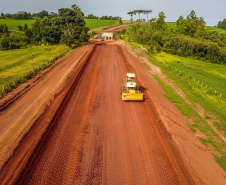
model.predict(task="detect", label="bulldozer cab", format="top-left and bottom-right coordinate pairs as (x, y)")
top-left (126, 73), bottom-right (135, 82)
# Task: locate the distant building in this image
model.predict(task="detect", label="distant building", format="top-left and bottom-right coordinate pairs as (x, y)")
top-left (17, 11), bottom-right (25, 14)
top-left (102, 32), bottom-right (114, 40)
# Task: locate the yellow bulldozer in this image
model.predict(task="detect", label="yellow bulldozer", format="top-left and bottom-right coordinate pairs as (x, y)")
top-left (120, 73), bottom-right (143, 101)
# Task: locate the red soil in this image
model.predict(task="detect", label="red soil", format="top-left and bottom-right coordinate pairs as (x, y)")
top-left (0, 41), bottom-right (225, 184)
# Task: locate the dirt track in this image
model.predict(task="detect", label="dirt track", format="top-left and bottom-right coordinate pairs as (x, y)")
top-left (0, 42), bottom-right (225, 184)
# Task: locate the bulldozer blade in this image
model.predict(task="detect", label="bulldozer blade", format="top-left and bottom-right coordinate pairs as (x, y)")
top-left (122, 93), bottom-right (143, 101)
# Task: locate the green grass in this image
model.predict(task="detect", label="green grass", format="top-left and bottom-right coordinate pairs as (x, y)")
top-left (156, 52), bottom-right (226, 97)
top-left (0, 19), bottom-right (34, 30)
top-left (166, 22), bottom-right (177, 30)
top-left (0, 45), bottom-right (68, 95)
top-left (142, 63), bottom-right (151, 70)
top-left (153, 52), bottom-right (226, 136)
top-left (85, 19), bottom-right (119, 30)
top-left (205, 26), bottom-right (226, 34)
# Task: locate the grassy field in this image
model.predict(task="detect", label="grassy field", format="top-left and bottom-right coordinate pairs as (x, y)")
top-left (0, 19), bottom-right (34, 30)
top-left (205, 26), bottom-right (226, 34)
top-left (0, 19), bottom-right (130, 31)
top-left (0, 45), bottom-right (68, 97)
top-left (154, 52), bottom-right (226, 133)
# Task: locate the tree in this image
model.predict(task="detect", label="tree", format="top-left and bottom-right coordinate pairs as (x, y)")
top-left (1, 38), bottom-right (9, 50)
top-left (56, 4), bottom-right (89, 48)
top-left (24, 23), bottom-right (28, 30)
top-left (119, 17), bottom-right (123, 25)
top-left (155, 12), bottom-right (167, 31)
top-left (217, 19), bottom-right (226, 30)
top-left (143, 10), bottom-right (152, 24)
top-left (42, 26), bottom-right (62, 44)
top-left (17, 25), bottom-right (23, 31)
top-left (127, 11), bottom-right (136, 24)
top-left (134, 10), bottom-right (144, 23)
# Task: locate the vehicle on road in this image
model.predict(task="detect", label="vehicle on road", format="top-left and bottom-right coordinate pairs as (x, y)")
top-left (101, 37), bottom-right (104, 41)
top-left (120, 73), bottom-right (143, 101)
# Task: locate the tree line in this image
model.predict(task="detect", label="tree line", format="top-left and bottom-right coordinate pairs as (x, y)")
top-left (217, 19), bottom-right (226, 30)
top-left (85, 14), bottom-right (121, 20)
top-left (0, 4), bottom-right (89, 50)
top-left (0, 10), bottom-right (58, 20)
top-left (121, 10), bottom-right (226, 64)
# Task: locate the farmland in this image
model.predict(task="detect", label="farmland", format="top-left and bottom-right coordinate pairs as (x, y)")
top-left (0, 45), bottom-right (68, 97)
top-left (154, 52), bottom-right (226, 128)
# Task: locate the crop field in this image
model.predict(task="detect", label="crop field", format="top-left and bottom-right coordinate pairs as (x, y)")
top-left (85, 19), bottom-right (121, 30)
top-left (0, 45), bottom-right (68, 95)
top-left (156, 52), bottom-right (226, 96)
top-left (0, 19), bottom-right (130, 31)
top-left (154, 52), bottom-right (226, 140)
top-left (0, 19), bottom-right (34, 30)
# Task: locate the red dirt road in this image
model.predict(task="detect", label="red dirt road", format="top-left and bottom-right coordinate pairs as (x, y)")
top-left (0, 42), bottom-right (225, 184)
top-left (0, 44), bottom-right (198, 184)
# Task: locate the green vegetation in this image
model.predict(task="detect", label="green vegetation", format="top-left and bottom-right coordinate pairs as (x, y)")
top-left (120, 10), bottom-right (226, 64)
top-left (142, 63), bottom-right (151, 70)
top-left (166, 22), bottom-right (176, 30)
top-left (156, 52), bottom-right (226, 97)
top-left (0, 19), bottom-right (34, 30)
top-left (152, 52), bottom-right (226, 136)
top-left (217, 18), bottom-right (226, 31)
top-left (205, 26), bottom-right (226, 34)
top-left (0, 19), bottom-right (130, 33)
top-left (0, 4), bottom-right (89, 50)
top-left (0, 45), bottom-right (68, 97)
top-left (85, 19), bottom-right (119, 30)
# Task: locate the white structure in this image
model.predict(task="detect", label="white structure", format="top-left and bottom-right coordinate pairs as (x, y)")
top-left (102, 32), bottom-right (114, 40)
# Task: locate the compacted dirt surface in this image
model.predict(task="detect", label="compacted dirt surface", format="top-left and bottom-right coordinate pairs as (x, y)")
top-left (0, 41), bottom-right (225, 184)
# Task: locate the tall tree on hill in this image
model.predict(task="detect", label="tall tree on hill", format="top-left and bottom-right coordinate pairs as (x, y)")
top-left (134, 10), bottom-right (143, 22)
top-left (155, 12), bottom-right (167, 31)
top-left (143, 10), bottom-right (152, 24)
top-left (127, 11), bottom-right (136, 24)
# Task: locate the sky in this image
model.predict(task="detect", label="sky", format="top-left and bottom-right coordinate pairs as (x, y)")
top-left (0, 0), bottom-right (225, 26)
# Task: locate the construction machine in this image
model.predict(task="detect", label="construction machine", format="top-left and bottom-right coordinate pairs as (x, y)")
top-left (120, 73), bottom-right (143, 101)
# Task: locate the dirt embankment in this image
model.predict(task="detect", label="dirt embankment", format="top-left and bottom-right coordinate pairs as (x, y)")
top-left (0, 41), bottom-right (225, 184)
